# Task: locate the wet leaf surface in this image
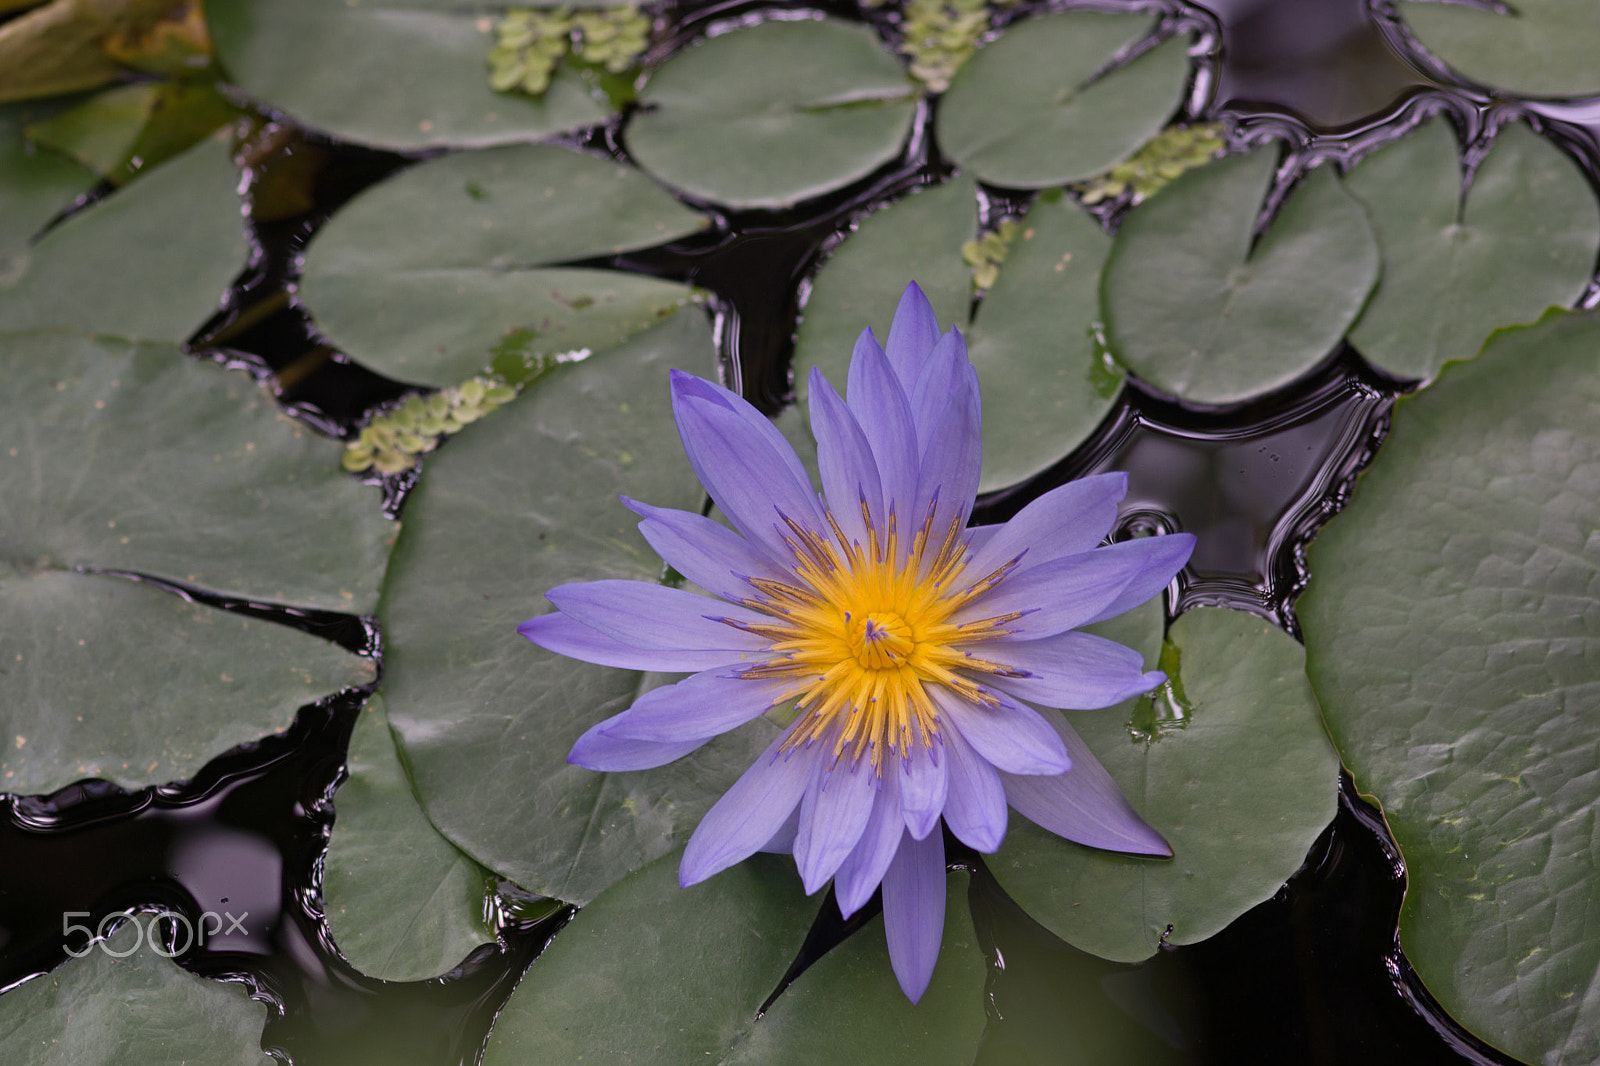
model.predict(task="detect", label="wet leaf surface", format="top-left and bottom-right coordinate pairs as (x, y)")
top-left (1301, 307), bottom-right (1600, 1066)
top-left (324, 696), bottom-right (496, 983)
top-left (0, 99), bottom-right (91, 278)
top-left (938, 13), bottom-right (1188, 189)
top-left (794, 177), bottom-right (1118, 491)
top-left (300, 143), bottom-right (707, 387)
top-left (380, 309), bottom-right (776, 904)
top-left (206, 0), bottom-right (608, 149)
top-left (626, 17), bottom-right (919, 209)
top-left (1346, 118), bottom-right (1599, 381)
top-left (0, 135), bottom-right (246, 342)
top-left (0, 919), bottom-right (271, 1066)
top-left (1102, 147), bottom-right (1379, 405)
top-left (992, 604), bottom-right (1340, 962)
top-left (483, 852), bottom-right (984, 1065)
top-left (1400, 0), bottom-right (1600, 98)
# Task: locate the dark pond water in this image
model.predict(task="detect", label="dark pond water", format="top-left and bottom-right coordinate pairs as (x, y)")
top-left (5, 0), bottom-right (1597, 1062)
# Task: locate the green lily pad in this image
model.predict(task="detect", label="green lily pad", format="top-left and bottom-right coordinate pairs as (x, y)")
top-left (794, 176), bottom-right (1119, 491)
top-left (937, 13), bottom-right (1189, 189)
top-left (23, 81), bottom-right (162, 178)
top-left (482, 851), bottom-right (985, 1064)
top-left (1101, 146), bottom-right (1379, 405)
top-left (1299, 307), bottom-right (1600, 1066)
top-left (380, 308), bottom-right (777, 904)
top-left (324, 696), bottom-right (496, 982)
top-left (1399, 0), bottom-right (1600, 98)
top-left (625, 17), bottom-right (919, 209)
top-left (1346, 118), bottom-right (1599, 381)
top-left (991, 604), bottom-right (1340, 962)
top-left (0, 134), bottom-right (247, 343)
top-left (0, 99), bottom-right (92, 281)
top-left (0, 920), bottom-right (271, 1066)
top-left (299, 143), bottom-right (707, 388)
top-left (0, 330), bottom-right (390, 792)
top-left (206, 0), bottom-right (608, 150)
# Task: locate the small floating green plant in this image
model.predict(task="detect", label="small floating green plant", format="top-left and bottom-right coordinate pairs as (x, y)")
top-left (1076, 122), bottom-right (1227, 205)
top-left (488, 5), bottom-right (650, 97)
top-left (342, 378), bottom-right (517, 475)
top-left (961, 217), bottom-right (1020, 291)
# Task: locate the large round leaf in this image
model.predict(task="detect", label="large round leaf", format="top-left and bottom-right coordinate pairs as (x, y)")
top-left (1299, 307), bottom-right (1600, 1066)
top-left (795, 178), bottom-right (1119, 491)
top-left (324, 696), bottom-right (495, 983)
top-left (1346, 118), bottom-right (1598, 381)
top-left (0, 331), bottom-right (394, 613)
top-left (482, 851), bottom-right (985, 1065)
top-left (1399, 0), bottom-right (1600, 98)
top-left (0, 100), bottom-right (92, 280)
top-left (1102, 146), bottom-right (1379, 405)
top-left (206, 0), bottom-right (608, 150)
top-left (0, 135), bottom-right (246, 342)
top-left (991, 605), bottom-right (1340, 962)
top-left (0, 331), bottom-right (390, 792)
top-left (381, 308), bottom-right (776, 904)
top-left (299, 144), bottom-right (707, 387)
top-left (0, 920), bottom-right (270, 1066)
top-left (625, 17), bottom-right (919, 209)
top-left (937, 13), bottom-right (1188, 189)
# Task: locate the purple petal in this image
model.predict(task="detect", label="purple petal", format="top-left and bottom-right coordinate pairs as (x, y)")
top-left (623, 497), bottom-right (785, 602)
top-left (599, 668), bottom-right (787, 742)
top-left (671, 372), bottom-right (825, 558)
top-left (846, 332), bottom-right (921, 517)
top-left (912, 362), bottom-right (981, 551)
top-left (793, 754), bottom-right (879, 894)
top-left (546, 580), bottom-right (769, 653)
top-left (939, 718), bottom-right (1008, 852)
top-left (568, 712), bottom-right (709, 771)
top-left (808, 367), bottom-right (883, 544)
top-left (965, 472), bottom-right (1129, 582)
top-left (951, 542), bottom-right (1156, 641)
top-left (669, 370), bottom-right (817, 501)
top-left (933, 686), bottom-right (1071, 776)
top-left (681, 730), bottom-right (815, 886)
top-left (758, 804), bottom-right (801, 854)
top-left (518, 612), bottom-right (753, 672)
top-left (979, 630), bottom-right (1166, 710)
top-left (834, 770), bottom-right (903, 916)
top-left (1082, 533), bottom-right (1195, 625)
top-left (897, 737), bottom-right (948, 840)
top-left (906, 328), bottom-right (968, 453)
top-left (882, 828), bottom-right (946, 1004)
top-left (1002, 708), bottom-right (1170, 856)
top-left (884, 281), bottom-right (941, 390)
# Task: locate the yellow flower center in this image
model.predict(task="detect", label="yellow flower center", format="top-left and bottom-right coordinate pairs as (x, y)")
top-left (725, 502), bottom-right (1023, 773)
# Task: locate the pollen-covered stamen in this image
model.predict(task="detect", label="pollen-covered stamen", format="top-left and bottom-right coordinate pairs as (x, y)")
top-left (719, 496), bottom-right (1033, 773)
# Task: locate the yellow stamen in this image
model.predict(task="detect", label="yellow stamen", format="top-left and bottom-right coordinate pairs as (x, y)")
top-left (728, 504), bottom-right (1025, 775)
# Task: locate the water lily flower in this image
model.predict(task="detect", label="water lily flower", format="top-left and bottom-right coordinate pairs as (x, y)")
top-left (519, 283), bottom-right (1194, 1001)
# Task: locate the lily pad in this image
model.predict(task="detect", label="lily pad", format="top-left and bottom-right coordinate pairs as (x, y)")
top-left (1346, 118), bottom-right (1599, 381)
top-left (299, 143), bottom-right (707, 387)
top-left (0, 134), bottom-right (247, 343)
top-left (0, 99), bottom-right (91, 279)
top-left (1399, 0), bottom-right (1600, 98)
top-left (795, 176), bottom-right (1119, 491)
top-left (0, 331), bottom-right (389, 792)
top-left (206, 0), bottom-right (608, 150)
top-left (482, 851), bottom-right (985, 1064)
top-left (1101, 146), bottom-right (1379, 405)
top-left (1299, 307), bottom-right (1600, 1066)
top-left (937, 13), bottom-right (1189, 189)
top-left (991, 604), bottom-right (1340, 962)
top-left (324, 696), bottom-right (496, 982)
top-left (0, 920), bottom-right (271, 1066)
top-left (381, 308), bottom-right (777, 903)
top-left (625, 17), bottom-right (919, 209)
